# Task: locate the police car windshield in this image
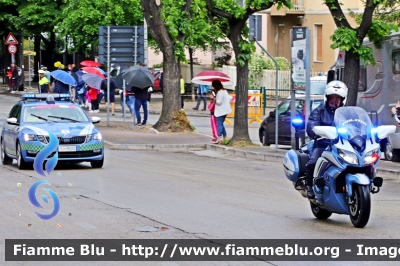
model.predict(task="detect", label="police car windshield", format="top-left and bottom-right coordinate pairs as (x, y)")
top-left (23, 105), bottom-right (90, 123)
top-left (309, 81), bottom-right (326, 95)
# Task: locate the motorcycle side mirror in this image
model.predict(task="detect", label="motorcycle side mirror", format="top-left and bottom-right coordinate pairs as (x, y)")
top-left (374, 125), bottom-right (396, 140)
top-left (269, 111), bottom-right (274, 117)
top-left (313, 126), bottom-right (337, 139)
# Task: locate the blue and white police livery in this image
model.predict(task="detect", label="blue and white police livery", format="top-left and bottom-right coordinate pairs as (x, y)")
top-left (1, 93), bottom-right (104, 169)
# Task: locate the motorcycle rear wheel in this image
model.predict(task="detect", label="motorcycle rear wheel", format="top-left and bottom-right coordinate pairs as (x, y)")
top-left (310, 202), bottom-right (332, 220)
top-left (349, 185), bottom-right (371, 228)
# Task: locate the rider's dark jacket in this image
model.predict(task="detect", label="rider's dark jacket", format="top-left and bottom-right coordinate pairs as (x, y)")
top-left (306, 102), bottom-right (343, 147)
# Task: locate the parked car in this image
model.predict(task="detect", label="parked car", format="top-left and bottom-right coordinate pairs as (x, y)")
top-left (259, 95), bottom-right (325, 146)
top-left (293, 75), bottom-right (327, 96)
top-left (152, 70), bottom-right (163, 93)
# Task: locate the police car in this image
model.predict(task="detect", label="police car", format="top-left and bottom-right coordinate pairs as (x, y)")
top-left (1, 94), bottom-right (104, 169)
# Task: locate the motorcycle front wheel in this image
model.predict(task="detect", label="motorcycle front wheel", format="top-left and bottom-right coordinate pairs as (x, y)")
top-left (349, 185), bottom-right (371, 228)
top-left (310, 202), bottom-right (332, 220)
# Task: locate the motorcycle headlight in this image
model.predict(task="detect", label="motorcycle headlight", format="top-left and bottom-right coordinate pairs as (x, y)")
top-left (338, 149), bottom-right (358, 164)
top-left (364, 148), bottom-right (380, 164)
top-left (23, 133), bottom-right (36, 142)
top-left (37, 135), bottom-right (48, 144)
top-left (93, 133), bottom-right (102, 140)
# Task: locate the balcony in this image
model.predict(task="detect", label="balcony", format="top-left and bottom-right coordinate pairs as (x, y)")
top-left (270, 0), bottom-right (305, 16)
top-left (287, 0), bottom-right (305, 12)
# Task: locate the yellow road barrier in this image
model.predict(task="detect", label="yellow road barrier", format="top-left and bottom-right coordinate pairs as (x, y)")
top-left (225, 93), bottom-right (263, 126)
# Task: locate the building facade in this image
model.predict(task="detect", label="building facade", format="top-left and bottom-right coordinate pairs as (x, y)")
top-left (147, 0), bottom-right (362, 72)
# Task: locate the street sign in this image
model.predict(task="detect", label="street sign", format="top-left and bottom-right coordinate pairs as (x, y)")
top-left (98, 26), bottom-right (145, 65)
top-left (249, 15), bottom-right (262, 41)
top-left (5, 32), bottom-right (18, 45)
top-left (8, 44), bottom-right (17, 54)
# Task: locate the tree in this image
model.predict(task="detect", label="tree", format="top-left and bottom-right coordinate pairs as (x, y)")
top-left (205, 0), bottom-right (292, 145)
top-left (57, 0), bottom-right (143, 56)
top-left (373, 0), bottom-right (400, 26)
top-left (141, 0), bottom-right (224, 132)
top-left (326, 0), bottom-right (398, 106)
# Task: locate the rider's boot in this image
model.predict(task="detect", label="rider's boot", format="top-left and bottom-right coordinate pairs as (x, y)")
top-left (306, 166), bottom-right (315, 199)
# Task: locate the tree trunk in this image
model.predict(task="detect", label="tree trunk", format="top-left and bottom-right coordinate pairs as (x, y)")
top-left (343, 50), bottom-right (360, 106)
top-left (229, 29), bottom-right (251, 144)
top-left (189, 47), bottom-right (195, 101)
top-left (142, 0), bottom-right (193, 132)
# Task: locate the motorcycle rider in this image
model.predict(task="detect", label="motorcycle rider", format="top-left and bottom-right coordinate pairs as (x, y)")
top-left (306, 80), bottom-right (348, 199)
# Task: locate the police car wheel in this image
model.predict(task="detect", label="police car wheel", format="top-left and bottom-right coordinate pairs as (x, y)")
top-left (90, 157), bottom-right (104, 168)
top-left (1, 139), bottom-right (13, 165)
top-left (17, 142), bottom-right (30, 170)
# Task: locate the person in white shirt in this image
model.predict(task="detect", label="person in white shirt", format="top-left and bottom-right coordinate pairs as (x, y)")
top-left (211, 80), bottom-right (232, 144)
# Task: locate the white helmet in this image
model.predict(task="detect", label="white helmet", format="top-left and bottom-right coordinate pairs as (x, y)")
top-left (325, 80), bottom-right (348, 105)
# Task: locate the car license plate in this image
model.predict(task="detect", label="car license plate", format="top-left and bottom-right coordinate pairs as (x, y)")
top-left (58, 145), bottom-right (76, 152)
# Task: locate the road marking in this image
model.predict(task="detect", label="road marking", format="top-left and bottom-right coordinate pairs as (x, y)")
top-left (74, 221), bottom-right (97, 229)
top-left (2, 191), bottom-right (18, 197)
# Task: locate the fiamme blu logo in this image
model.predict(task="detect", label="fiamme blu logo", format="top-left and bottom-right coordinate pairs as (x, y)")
top-left (28, 131), bottom-right (60, 220)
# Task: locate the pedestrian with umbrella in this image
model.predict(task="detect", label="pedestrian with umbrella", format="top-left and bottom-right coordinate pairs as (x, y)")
top-left (122, 65), bottom-right (155, 125)
top-left (82, 74), bottom-right (104, 113)
top-left (50, 70), bottom-right (77, 95)
top-left (132, 86), bottom-right (149, 125)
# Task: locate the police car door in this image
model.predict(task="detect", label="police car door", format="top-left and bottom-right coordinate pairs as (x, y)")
top-left (4, 104), bottom-right (21, 155)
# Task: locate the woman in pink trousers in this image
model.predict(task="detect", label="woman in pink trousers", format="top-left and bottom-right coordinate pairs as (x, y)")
top-left (208, 90), bottom-right (218, 143)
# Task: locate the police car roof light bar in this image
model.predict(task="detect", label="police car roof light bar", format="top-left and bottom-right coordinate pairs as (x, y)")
top-left (21, 93), bottom-right (71, 101)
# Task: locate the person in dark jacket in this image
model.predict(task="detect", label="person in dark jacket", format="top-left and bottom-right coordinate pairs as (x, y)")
top-left (133, 86), bottom-right (149, 126)
top-left (305, 80), bottom-right (348, 199)
top-left (54, 80), bottom-right (70, 94)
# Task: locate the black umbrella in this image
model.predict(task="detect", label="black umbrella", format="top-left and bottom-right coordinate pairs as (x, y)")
top-left (115, 73), bottom-right (125, 89)
top-left (122, 65), bottom-right (155, 89)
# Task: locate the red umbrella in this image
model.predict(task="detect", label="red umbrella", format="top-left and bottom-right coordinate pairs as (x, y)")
top-left (191, 70), bottom-right (233, 86)
top-left (81, 67), bottom-right (105, 79)
top-left (80, 60), bottom-right (101, 67)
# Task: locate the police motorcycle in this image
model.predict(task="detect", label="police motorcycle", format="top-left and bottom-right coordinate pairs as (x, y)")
top-left (283, 106), bottom-right (396, 228)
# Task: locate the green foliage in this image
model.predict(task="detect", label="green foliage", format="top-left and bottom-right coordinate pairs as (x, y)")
top-left (249, 53), bottom-right (290, 74)
top-left (212, 52), bottom-right (232, 67)
top-left (152, 62), bottom-right (163, 68)
top-left (248, 53), bottom-right (289, 88)
top-left (367, 19), bottom-right (398, 48)
top-left (57, 0), bottom-right (143, 52)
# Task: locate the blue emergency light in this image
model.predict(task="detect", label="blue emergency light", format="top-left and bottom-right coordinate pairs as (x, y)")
top-left (21, 93), bottom-right (71, 101)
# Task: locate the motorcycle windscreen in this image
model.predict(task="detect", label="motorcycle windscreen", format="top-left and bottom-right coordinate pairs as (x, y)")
top-left (334, 106), bottom-right (374, 152)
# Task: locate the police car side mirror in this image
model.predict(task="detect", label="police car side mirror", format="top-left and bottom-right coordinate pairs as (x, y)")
top-left (91, 117), bottom-right (101, 124)
top-left (6, 117), bottom-right (18, 125)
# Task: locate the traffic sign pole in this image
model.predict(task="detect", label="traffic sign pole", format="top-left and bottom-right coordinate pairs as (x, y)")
top-left (107, 26), bottom-right (111, 126)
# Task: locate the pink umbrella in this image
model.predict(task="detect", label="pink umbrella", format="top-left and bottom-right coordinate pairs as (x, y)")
top-left (191, 70), bottom-right (233, 86)
top-left (80, 60), bottom-right (101, 67)
top-left (81, 67), bottom-right (105, 79)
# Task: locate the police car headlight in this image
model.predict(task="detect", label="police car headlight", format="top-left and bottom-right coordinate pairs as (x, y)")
top-left (338, 149), bottom-right (358, 164)
top-left (93, 133), bottom-right (102, 140)
top-left (37, 135), bottom-right (48, 144)
top-left (23, 134), bottom-right (36, 142)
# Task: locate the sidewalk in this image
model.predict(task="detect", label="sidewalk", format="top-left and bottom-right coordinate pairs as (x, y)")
top-left (1, 82), bottom-right (399, 180)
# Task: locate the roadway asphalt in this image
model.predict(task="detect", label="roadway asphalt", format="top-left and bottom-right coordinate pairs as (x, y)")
top-left (1, 82), bottom-right (399, 181)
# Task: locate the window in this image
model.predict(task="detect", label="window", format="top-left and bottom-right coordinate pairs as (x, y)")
top-left (314, 25), bottom-right (323, 61)
top-left (392, 50), bottom-right (400, 74)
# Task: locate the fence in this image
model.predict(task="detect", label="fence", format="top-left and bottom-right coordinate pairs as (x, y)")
top-left (179, 64), bottom-right (324, 99)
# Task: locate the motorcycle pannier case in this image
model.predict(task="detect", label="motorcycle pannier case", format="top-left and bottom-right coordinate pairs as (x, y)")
top-left (283, 150), bottom-right (309, 182)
